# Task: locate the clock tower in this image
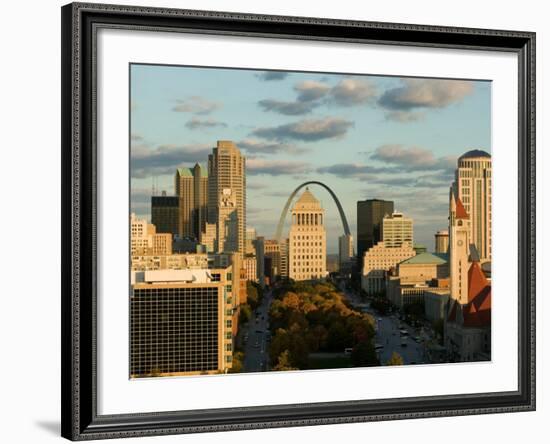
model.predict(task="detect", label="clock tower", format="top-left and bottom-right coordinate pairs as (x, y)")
top-left (449, 190), bottom-right (470, 304)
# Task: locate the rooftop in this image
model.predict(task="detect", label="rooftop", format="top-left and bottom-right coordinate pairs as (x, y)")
top-left (399, 252), bottom-right (448, 265)
top-left (459, 149), bottom-right (491, 160)
top-left (294, 187), bottom-right (322, 210)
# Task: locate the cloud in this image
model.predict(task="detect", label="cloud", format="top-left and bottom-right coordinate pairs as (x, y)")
top-left (294, 80), bottom-right (331, 102)
top-left (246, 158), bottom-right (311, 176)
top-left (252, 117), bottom-right (353, 142)
top-left (329, 78), bottom-right (377, 106)
top-left (384, 110), bottom-right (425, 123)
top-left (370, 144), bottom-right (457, 172)
top-left (131, 143), bottom-right (211, 178)
top-left (263, 190), bottom-right (294, 197)
top-left (247, 181), bottom-right (269, 190)
top-left (238, 138), bottom-right (310, 155)
top-left (256, 71), bottom-right (289, 81)
top-left (185, 117), bottom-right (227, 130)
top-left (257, 99), bottom-right (317, 116)
top-left (317, 163), bottom-right (391, 179)
top-left (379, 78), bottom-right (474, 111)
top-left (258, 79), bottom-right (376, 116)
top-left (172, 96), bottom-right (222, 115)
top-left (131, 187), bottom-right (152, 203)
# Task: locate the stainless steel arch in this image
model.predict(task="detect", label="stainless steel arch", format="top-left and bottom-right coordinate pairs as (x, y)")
top-left (274, 181), bottom-right (351, 242)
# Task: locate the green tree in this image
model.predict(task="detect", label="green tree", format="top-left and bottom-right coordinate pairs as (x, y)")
top-left (433, 319), bottom-right (444, 344)
top-left (351, 340), bottom-right (378, 367)
top-left (386, 352), bottom-right (404, 366)
top-left (229, 351), bottom-right (245, 373)
top-left (246, 281), bottom-right (259, 309)
top-left (239, 303), bottom-right (252, 325)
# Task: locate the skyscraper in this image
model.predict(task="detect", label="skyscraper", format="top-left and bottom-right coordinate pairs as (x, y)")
top-left (451, 150), bottom-right (492, 261)
top-left (357, 199), bottom-right (394, 266)
top-left (151, 192), bottom-right (179, 236)
top-left (382, 212), bottom-right (413, 248)
top-left (288, 188), bottom-right (327, 281)
top-left (208, 141), bottom-right (246, 254)
top-left (216, 188), bottom-right (239, 253)
top-left (175, 163), bottom-right (208, 239)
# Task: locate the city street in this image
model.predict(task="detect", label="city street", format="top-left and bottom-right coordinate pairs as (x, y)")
top-left (242, 289), bottom-right (273, 372)
top-left (339, 283), bottom-right (427, 365)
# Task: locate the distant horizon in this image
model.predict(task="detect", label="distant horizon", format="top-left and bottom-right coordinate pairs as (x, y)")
top-left (131, 64), bottom-right (491, 253)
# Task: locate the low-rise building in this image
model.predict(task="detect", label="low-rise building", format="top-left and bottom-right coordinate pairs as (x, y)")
top-left (131, 213), bottom-right (172, 256)
top-left (386, 252), bottom-right (450, 308)
top-left (424, 287), bottom-right (451, 322)
top-left (131, 253), bottom-right (208, 272)
top-left (361, 241), bottom-right (415, 294)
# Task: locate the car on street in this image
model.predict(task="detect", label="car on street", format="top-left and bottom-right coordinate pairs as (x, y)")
top-left (401, 339), bottom-right (408, 347)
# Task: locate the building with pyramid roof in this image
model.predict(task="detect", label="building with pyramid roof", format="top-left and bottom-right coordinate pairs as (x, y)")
top-left (288, 188), bottom-right (327, 281)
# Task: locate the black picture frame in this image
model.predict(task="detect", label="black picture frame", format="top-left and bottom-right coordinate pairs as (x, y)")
top-left (61, 2), bottom-right (536, 440)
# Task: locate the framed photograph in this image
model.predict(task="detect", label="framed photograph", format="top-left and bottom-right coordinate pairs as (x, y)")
top-left (61, 2), bottom-right (536, 440)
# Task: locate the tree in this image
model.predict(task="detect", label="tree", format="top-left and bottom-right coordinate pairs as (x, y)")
top-left (326, 322), bottom-right (349, 351)
top-left (386, 352), bottom-right (404, 366)
top-left (272, 350), bottom-right (297, 371)
top-left (228, 351), bottom-right (245, 373)
top-left (246, 281), bottom-right (259, 309)
top-left (351, 340), bottom-right (378, 367)
top-left (239, 303), bottom-right (252, 325)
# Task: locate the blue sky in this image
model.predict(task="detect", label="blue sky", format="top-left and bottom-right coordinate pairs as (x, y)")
top-left (130, 64), bottom-right (491, 253)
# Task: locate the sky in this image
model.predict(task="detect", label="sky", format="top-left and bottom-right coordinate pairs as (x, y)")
top-left (130, 64), bottom-right (491, 254)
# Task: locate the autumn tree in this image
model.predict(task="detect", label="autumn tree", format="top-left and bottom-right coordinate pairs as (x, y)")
top-left (272, 350), bottom-right (297, 371)
top-left (386, 352), bottom-right (404, 366)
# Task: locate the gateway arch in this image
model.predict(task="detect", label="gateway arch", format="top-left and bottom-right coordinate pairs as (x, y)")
top-left (274, 181), bottom-right (351, 243)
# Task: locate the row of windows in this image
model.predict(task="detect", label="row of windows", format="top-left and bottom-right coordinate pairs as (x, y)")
top-left (293, 254), bottom-right (323, 260)
top-left (292, 268), bottom-right (323, 273)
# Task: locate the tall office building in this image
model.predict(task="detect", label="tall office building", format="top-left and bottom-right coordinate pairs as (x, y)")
top-left (208, 141), bottom-right (246, 254)
top-left (435, 229), bottom-right (450, 254)
top-left (449, 191), bottom-right (471, 304)
top-left (357, 199), bottom-right (394, 266)
top-left (451, 150), bottom-right (492, 261)
top-left (288, 188), bottom-right (327, 281)
top-left (216, 188), bottom-right (239, 253)
top-left (130, 268), bottom-right (236, 377)
top-left (382, 212), bottom-right (414, 248)
top-left (151, 192), bottom-right (179, 236)
top-left (175, 164), bottom-right (208, 239)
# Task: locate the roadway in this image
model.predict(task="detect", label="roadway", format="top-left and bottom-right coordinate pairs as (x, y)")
top-left (242, 289), bottom-right (273, 372)
top-left (339, 283), bottom-right (428, 365)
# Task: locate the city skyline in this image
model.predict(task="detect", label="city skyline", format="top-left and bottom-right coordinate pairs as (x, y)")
top-left (131, 64), bottom-right (491, 252)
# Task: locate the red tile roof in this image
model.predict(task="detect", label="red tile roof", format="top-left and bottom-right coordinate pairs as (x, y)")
top-left (468, 261), bottom-right (489, 303)
top-left (448, 261), bottom-right (491, 328)
top-left (455, 196), bottom-right (469, 219)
